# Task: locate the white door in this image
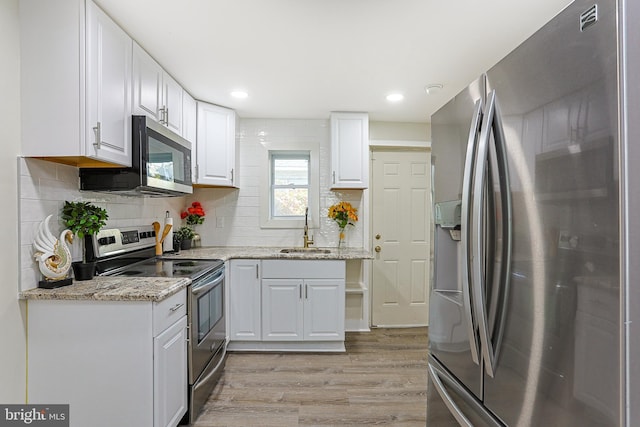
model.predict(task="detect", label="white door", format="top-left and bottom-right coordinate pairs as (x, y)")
top-left (196, 102), bottom-right (236, 186)
top-left (162, 72), bottom-right (183, 136)
top-left (153, 316), bottom-right (187, 427)
top-left (303, 279), bottom-right (345, 340)
top-left (371, 149), bottom-right (431, 327)
top-left (262, 279), bottom-right (303, 340)
top-left (132, 42), bottom-right (163, 123)
top-left (229, 260), bottom-right (262, 341)
top-left (85, 1), bottom-right (132, 166)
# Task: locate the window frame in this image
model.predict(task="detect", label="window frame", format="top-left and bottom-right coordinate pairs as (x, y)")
top-left (269, 151), bottom-right (310, 219)
top-left (259, 142), bottom-right (319, 229)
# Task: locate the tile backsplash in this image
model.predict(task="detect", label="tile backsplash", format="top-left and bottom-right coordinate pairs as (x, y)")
top-left (18, 158), bottom-right (183, 291)
top-left (19, 118), bottom-right (367, 291)
top-left (187, 118), bottom-right (365, 249)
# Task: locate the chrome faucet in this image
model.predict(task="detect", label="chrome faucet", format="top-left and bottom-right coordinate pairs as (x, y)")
top-left (303, 207), bottom-right (314, 248)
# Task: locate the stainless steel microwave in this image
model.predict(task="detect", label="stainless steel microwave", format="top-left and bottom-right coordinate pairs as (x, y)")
top-left (80, 116), bottom-right (192, 196)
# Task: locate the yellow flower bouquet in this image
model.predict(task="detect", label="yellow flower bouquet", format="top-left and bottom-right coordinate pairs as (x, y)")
top-left (328, 201), bottom-right (358, 247)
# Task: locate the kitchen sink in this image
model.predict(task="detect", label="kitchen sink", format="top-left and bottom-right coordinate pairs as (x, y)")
top-left (279, 248), bottom-right (332, 254)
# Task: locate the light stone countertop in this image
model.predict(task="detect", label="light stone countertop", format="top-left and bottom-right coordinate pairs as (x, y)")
top-left (173, 246), bottom-right (374, 261)
top-left (20, 247), bottom-right (372, 302)
top-left (20, 276), bottom-right (190, 302)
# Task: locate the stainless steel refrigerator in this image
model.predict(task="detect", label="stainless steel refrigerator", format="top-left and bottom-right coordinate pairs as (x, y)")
top-left (427, 0), bottom-right (636, 425)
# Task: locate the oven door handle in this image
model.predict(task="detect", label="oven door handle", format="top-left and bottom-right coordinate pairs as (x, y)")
top-left (192, 343), bottom-right (227, 393)
top-left (192, 270), bottom-right (224, 296)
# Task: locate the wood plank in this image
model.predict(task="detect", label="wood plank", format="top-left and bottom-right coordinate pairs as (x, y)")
top-left (193, 327), bottom-right (428, 426)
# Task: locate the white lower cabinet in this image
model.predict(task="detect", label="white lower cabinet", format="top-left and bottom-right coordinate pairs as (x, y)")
top-left (27, 290), bottom-right (187, 427)
top-left (229, 260), bottom-right (262, 340)
top-left (229, 259), bottom-right (345, 351)
top-left (154, 316), bottom-right (188, 427)
top-left (262, 278), bottom-right (345, 341)
top-left (304, 279), bottom-right (345, 340)
top-left (262, 279), bottom-right (304, 340)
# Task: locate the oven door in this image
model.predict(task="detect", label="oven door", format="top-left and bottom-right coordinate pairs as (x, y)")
top-left (189, 266), bottom-right (226, 382)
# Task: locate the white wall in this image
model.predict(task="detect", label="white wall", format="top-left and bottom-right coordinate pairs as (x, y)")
top-left (189, 119), bottom-right (366, 249)
top-left (370, 121), bottom-right (431, 142)
top-left (19, 159), bottom-right (185, 291)
top-left (1, 0), bottom-right (26, 403)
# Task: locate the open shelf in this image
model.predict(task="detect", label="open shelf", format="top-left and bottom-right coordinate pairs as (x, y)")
top-left (345, 259), bottom-right (370, 332)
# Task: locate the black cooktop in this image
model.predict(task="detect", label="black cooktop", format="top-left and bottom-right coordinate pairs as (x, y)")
top-left (104, 258), bottom-right (223, 280)
top-left (92, 225), bottom-right (223, 280)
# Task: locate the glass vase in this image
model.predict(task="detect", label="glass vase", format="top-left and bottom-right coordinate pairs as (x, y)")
top-left (338, 227), bottom-right (346, 249)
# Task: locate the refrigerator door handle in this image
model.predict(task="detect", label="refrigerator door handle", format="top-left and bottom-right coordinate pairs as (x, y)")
top-left (460, 98), bottom-right (483, 366)
top-left (428, 363), bottom-right (474, 427)
top-left (472, 90), bottom-right (513, 378)
top-left (489, 90), bottom-right (513, 374)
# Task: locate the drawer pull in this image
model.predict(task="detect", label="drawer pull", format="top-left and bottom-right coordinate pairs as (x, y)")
top-left (169, 303), bottom-right (184, 312)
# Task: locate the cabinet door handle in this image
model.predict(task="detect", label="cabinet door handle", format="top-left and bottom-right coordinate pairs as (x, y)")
top-left (256, 264), bottom-right (259, 279)
top-left (93, 121), bottom-right (101, 150)
top-left (169, 303), bottom-right (184, 312)
top-left (159, 106), bottom-right (166, 125)
top-left (230, 168), bottom-right (234, 184)
top-left (305, 284), bottom-right (308, 299)
top-left (299, 284), bottom-right (302, 299)
top-left (332, 171), bottom-right (336, 184)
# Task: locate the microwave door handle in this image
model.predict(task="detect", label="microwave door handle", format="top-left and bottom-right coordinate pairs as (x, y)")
top-left (461, 99), bottom-right (483, 366)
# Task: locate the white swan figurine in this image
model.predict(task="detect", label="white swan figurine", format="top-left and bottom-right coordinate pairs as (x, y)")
top-left (33, 215), bottom-right (73, 281)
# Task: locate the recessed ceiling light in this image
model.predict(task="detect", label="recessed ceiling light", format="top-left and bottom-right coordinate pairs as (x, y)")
top-left (425, 84), bottom-right (443, 95)
top-left (231, 91), bottom-right (248, 99)
top-left (386, 93), bottom-right (404, 102)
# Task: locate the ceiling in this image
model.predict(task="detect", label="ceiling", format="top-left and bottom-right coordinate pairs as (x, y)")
top-left (95, 0), bottom-right (572, 123)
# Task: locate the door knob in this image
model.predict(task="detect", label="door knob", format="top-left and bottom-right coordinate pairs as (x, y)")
top-left (375, 234), bottom-right (381, 240)
top-left (375, 246), bottom-right (381, 253)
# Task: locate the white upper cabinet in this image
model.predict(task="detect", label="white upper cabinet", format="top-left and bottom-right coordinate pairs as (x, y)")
top-left (195, 102), bottom-right (238, 187)
top-left (85, 1), bottom-right (132, 166)
top-left (182, 91), bottom-right (197, 145)
top-left (133, 42), bottom-right (183, 136)
top-left (330, 112), bottom-right (369, 189)
top-left (20, 0), bottom-right (132, 167)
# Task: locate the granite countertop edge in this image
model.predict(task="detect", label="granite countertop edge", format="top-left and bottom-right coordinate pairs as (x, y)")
top-left (174, 246), bottom-right (374, 262)
top-left (20, 247), bottom-right (372, 302)
top-left (20, 277), bottom-right (191, 302)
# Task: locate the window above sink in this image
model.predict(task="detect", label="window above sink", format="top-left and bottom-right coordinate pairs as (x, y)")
top-left (259, 142), bottom-right (319, 230)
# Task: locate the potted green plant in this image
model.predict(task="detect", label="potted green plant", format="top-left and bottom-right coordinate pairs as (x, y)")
top-left (61, 201), bottom-right (108, 280)
top-left (175, 226), bottom-right (195, 250)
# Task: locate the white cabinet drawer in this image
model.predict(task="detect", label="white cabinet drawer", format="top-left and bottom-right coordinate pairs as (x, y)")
top-left (261, 260), bottom-right (345, 279)
top-left (153, 289), bottom-right (187, 336)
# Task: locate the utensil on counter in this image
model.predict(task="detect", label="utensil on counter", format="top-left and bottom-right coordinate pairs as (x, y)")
top-left (154, 222), bottom-right (173, 255)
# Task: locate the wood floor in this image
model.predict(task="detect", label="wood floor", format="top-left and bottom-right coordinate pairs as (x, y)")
top-left (193, 327), bottom-right (428, 426)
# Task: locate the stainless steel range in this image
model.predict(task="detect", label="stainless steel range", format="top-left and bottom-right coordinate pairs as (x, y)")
top-left (91, 224), bottom-right (226, 425)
